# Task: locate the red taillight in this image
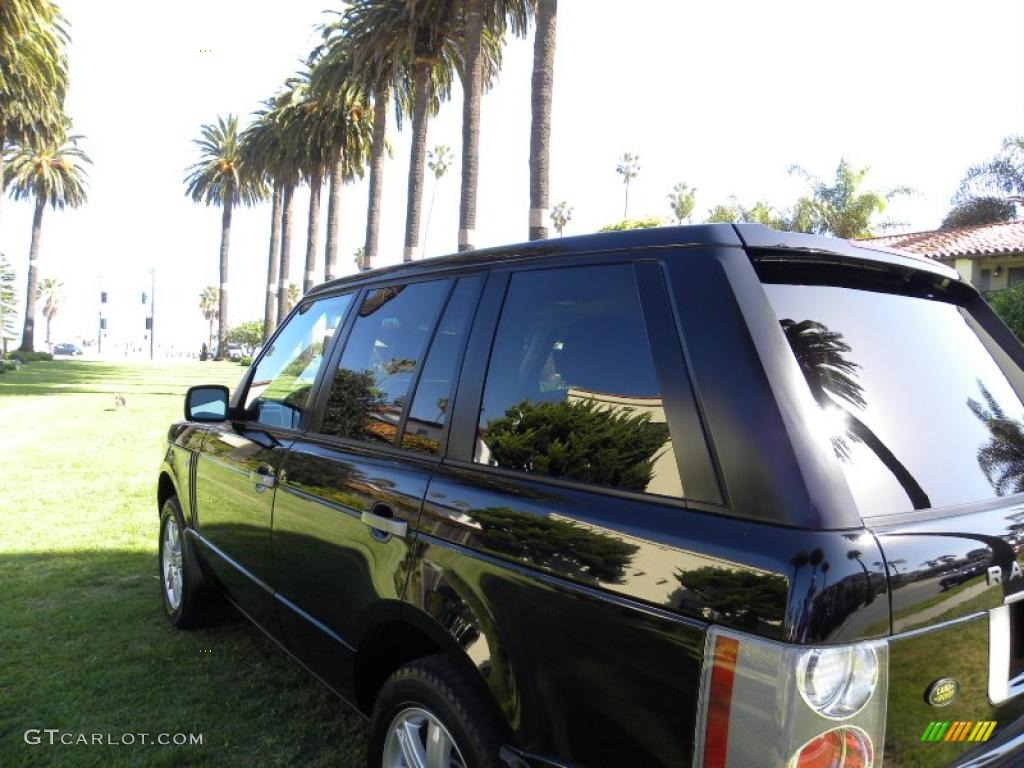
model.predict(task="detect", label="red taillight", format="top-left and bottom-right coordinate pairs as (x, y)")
top-left (790, 727), bottom-right (873, 768)
top-left (703, 635), bottom-right (739, 768)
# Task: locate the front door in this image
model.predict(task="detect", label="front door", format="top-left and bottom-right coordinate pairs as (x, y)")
top-left (193, 294), bottom-right (353, 631)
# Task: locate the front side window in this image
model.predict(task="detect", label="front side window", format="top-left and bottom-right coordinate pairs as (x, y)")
top-left (243, 294), bottom-right (353, 429)
top-left (475, 264), bottom-right (684, 497)
top-left (320, 280), bottom-right (450, 445)
top-left (764, 279), bottom-right (1024, 516)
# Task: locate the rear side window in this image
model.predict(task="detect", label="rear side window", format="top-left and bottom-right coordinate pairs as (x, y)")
top-left (764, 280), bottom-right (1024, 516)
top-left (320, 280), bottom-right (449, 445)
top-left (475, 264), bottom-right (685, 498)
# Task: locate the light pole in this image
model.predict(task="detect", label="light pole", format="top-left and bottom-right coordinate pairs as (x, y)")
top-left (148, 268), bottom-right (155, 360)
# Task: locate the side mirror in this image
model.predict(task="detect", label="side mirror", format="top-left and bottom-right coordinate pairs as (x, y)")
top-left (185, 385), bottom-right (230, 422)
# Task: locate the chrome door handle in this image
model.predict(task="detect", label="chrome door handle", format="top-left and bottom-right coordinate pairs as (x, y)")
top-left (250, 466), bottom-right (277, 489)
top-left (361, 510), bottom-right (408, 539)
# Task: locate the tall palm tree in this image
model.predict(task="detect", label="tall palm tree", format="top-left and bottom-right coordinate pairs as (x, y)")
top-left (5, 132), bottom-right (88, 351)
top-left (952, 135), bottom-right (1024, 226)
top-left (198, 286), bottom-right (218, 349)
top-left (0, 0), bottom-right (69, 230)
top-left (185, 115), bottom-right (265, 359)
top-left (528, 0), bottom-right (557, 241)
top-left (424, 143), bottom-right (453, 254)
top-left (457, 0), bottom-right (530, 252)
top-left (550, 199), bottom-right (571, 236)
top-left (616, 152), bottom-right (640, 219)
top-left (36, 276), bottom-right (60, 347)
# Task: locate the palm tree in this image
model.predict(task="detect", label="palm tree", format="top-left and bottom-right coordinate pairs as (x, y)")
top-left (36, 276), bottom-right (61, 348)
top-left (5, 132), bottom-right (88, 351)
top-left (198, 286), bottom-right (218, 348)
top-left (952, 135), bottom-right (1024, 226)
top-left (0, 0), bottom-right (69, 229)
top-left (668, 182), bottom-right (696, 224)
top-left (0, 255), bottom-right (16, 353)
top-left (287, 283), bottom-right (300, 312)
top-left (185, 114), bottom-right (265, 359)
top-left (550, 200), bottom-right (572, 236)
top-left (458, 0), bottom-right (530, 252)
top-left (528, 0), bottom-right (557, 241)
top-left (424, 143), bottom-right (453, 255)
top-left (616, 152), bottom-right (640, 219)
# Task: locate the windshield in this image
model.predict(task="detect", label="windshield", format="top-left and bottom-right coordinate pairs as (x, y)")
top-left (763, 280), bottom-right (1024, 517)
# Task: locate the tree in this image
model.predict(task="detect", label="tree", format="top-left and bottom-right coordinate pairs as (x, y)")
top-left (615, 152), bottom-right (640, 219)
top-left (668, 181), bottom-right (696, 224)
top-left (353, 246), bottom-right (365, 267)
top-left (550, 200), bottom-right (572, 236)
top-left (968, 382), bottom-right (1024, 497)
top-left (599, 216), bottom-right (663, 232)
top-left (198, 286), bottom-right (219, 348)
top-left (5, 131), bottom-right (89, 351)
top-left (424, 143), bottom-right (453, 255)
top-left (987, 285), bottom-right (1024, 340)
top-left (226, 320), bottom-right (263, 355)
top-left (0, 255), bottom-right (16, 354)
top-left (184, 115), bottom-right (264, 359)
top-left (787, 158), bottom-right (911, 238)
top-left (528, 0), bottom-right (557, 241)
top-left (706, 198), bottom-right (790, 230)
top-left (956, 135), bottom-right (1024, 220)
top-left (287, 283), bottom-right (300, 312)
top-left (458, 0), bottom-right (530, 251)
top-left (35, 276), bottom-right (61, 348)
top-left (941, 196), bottom-right (1017, 230)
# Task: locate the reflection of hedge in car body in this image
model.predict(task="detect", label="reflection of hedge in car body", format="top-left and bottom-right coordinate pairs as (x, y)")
top-left (484, 399), bottom-right (670, 492)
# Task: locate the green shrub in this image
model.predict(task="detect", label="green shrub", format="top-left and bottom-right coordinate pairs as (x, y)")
top-left (988, 286), bottom-right (1024, 342)
top-left (238, 355), bottom-right (253, 366)
top-left (599, 216), bottom-right (665, 232)
top-left (6, 350), bottom-right (52, 363)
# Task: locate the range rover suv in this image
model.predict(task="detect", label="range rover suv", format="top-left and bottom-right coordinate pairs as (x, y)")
top-left (157, 224), bottom-right (1024, 767)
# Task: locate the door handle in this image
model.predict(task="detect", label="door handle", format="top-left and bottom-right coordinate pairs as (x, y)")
top-left (250, 465), bottom-right (277, 490)
top-left (361, 508), bottom-right (408, 539)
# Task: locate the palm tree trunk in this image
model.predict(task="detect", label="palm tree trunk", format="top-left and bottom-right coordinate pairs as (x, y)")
top-left (364, 84), bottom-right (389, 271)
top-left (18, 196), bottom-right (45, 351)
top-left (216, 198), bottom-right (233, 360)
top-left (404, 62), bottom-right (431, 263)
top-left (843, 410), bottom-right (931, 510)
top-left (45, 314), bottom-right (52, 347)
top-left (325, 138), bottom-right (344, 281)
top-left (529, 0), bottom-right (557, 241)
top-left (0, 124), bottom-right (6, 229)
top-left (263, 182), bottom-right (282, 342)
top-left (624, 180), bottom-right (629, 219)
top-left (277, 183), bottom-right (295, 322)
top-left (304, 165), bottom-right (322, 294)
top-left (459, 0), bottom-right (485, 253)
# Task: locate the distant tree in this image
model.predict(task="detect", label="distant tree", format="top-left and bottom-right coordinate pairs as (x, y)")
top-left (354, 246), bottom-right (366, 269)
top-left (424, 144), bottom-right (453, 256)
top-left (550, 200), bottom-right (572, 236)
top-left (615, 152), bottom-right (640, 218)
top-left (706, 198), bottom-right (790, 230)
top-left (198, 286), bottom-right (219, 348)
top-left (36, 277), bottom-right (61, 348)
top-left (226, 320), bottom-right (263, 355)
top-left (668, 181), bottom-right (696, 224)
top-left (787, 158), bottom-right (911, 238)
top-left (988, 285), bottom-right (1024, 341)
top-left (0, 255), bottom-right (16, 354)
top-left (599, 216), bottom-right (664, 232)
top-left (956, 134), bottom-right (1024, 218)
top-left (941, 196), bottom-right (1017, 230)
top-left (287, 283), bottom-right (300, 312)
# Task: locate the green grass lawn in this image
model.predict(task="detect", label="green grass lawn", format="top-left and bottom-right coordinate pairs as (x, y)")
top-left (0, 360), bottom-right (366, 767)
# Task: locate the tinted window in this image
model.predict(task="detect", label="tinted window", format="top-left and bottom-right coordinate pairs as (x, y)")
top-left (764, 282), bottom-right (1024, 515)
top-left (475, 264), bottom-right (684, 497)
top-left (401, 276), bottom-right (481, 454)
top-left (320, 280), bottom-right (449, 445)
top-left (244, 294), bottom-right (352, 429)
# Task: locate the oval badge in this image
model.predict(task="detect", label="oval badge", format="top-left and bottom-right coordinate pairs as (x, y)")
top-left (926, 678), bottom-right (960, 708)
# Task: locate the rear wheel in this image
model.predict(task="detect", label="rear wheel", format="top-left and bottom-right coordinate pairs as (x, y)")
top-left (368, 655), bottom-right (505, 768)
top-left (159, 496), bottom-right (212, 628)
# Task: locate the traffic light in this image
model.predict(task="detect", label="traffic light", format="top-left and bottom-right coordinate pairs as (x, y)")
top-left (100, 291), bottom-right (108, 303)
top-left (145, 317), bottom-right (152, 331)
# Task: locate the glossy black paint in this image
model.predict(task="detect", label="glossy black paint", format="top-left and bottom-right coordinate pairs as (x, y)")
top-left (155, 224), bottom-right (1024, 767)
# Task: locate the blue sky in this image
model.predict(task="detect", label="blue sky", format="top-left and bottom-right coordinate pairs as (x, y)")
top-left (3, 0), bottom-right (1023, 351)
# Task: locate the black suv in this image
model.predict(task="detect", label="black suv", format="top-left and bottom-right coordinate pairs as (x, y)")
top-left (157, 224), bottom-right (1024, 767)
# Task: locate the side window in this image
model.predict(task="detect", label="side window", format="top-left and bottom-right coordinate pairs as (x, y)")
top-left (401, 276), bottom-right (482, 454)
top-left (475, 264), bottom-right (684, 498)
top-left (320, 279), bottom-right (450, 445)
top-left (244, 294), bottom-right (353, 429)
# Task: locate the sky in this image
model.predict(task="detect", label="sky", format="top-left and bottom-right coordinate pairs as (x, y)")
top-left (2, 0), bottom-right (1023, 353)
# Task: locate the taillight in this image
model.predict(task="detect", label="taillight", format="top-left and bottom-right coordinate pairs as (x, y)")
top-left (694, 628), bottom-right (887, 767)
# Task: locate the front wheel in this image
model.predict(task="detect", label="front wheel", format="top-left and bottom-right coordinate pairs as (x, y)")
top-left (368, 655), bottom-right (505, 768)
top-left (158, 496), bottom-right (212, 628)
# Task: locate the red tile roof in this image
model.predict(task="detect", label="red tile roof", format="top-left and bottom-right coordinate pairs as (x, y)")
top-left (860, 220), bottom-right (1024, 260)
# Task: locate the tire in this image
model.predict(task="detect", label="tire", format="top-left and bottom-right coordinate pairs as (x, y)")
top-left (158, 496), bottom-right (213, 629)
top-left (368, 654), bottom-right (506, 768)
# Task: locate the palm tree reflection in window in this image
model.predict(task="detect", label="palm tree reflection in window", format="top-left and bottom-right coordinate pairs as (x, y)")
top-left (969, 381), bottom-right (1024, 496)
top-left (781, 319), bottom-right (931, 510)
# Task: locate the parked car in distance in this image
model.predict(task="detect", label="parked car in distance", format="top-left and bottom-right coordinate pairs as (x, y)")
top-left (158, 224), bottom-right (1024, 767)
top-left (53, 342), bottom-right (82, 356)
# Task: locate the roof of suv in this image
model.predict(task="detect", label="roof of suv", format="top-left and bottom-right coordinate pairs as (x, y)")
top-left (307, 223), bottom-right (958, 297)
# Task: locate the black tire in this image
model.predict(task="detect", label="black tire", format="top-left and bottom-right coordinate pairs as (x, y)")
top-left (158, 496), bottom-right (213, 629)
top-left (367, 654), bottom-right (506, 768)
